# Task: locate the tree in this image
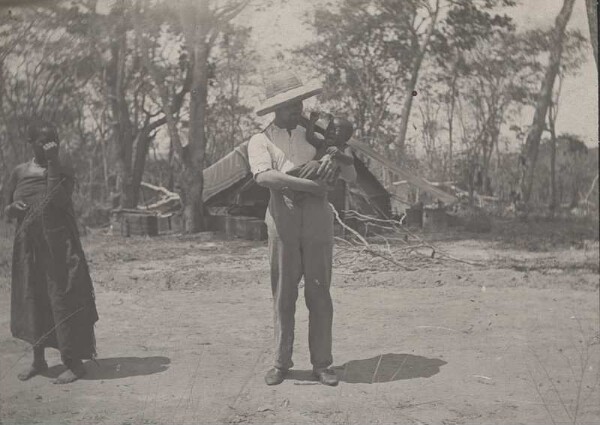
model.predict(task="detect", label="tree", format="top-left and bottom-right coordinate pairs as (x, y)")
top-left (443, 28), bottom-right (539, 203)
top-left (101, 1), bottom-right (192, 209)
top-left (429, 0), bottom-right (514, 179)
top-left (176, 0), bottom-right (252, 232)
top-left (205, 24), bottom-right (259, 165)
top-left (547, 80), bottom-right (560, 215)
top-left (416, 83), bottom-right (447, 181)
top-left (298, 0), bottom-right (411, 151)
top-left (299, 0), bottom-right (515, 165)
top-left (541, 30), bottom-right (587, 214)
top-left (378, 0), bottom-right (441, 157)
top-left (379, 0), bottom-right (517, 156)
top-left (134, 0), bottom-right (250, 233)
top-left (585, 0), bottom-right (598, 69)
top-left (519, 0), bottom-right (576, 209)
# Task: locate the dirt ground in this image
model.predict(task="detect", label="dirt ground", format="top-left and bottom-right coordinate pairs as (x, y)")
top-left (0, 224), bottom-right (599, 425)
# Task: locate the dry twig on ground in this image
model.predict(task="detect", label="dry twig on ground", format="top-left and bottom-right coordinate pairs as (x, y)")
top-left (330, 204), bottom-right (484, 273)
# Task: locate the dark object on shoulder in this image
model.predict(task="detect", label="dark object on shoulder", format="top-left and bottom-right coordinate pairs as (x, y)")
top-left (288, 112), bottom-right (355, 180)
top-left (302, 112), bottom-right (354, 152)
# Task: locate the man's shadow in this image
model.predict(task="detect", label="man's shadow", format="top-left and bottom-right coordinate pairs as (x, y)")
top-left (287, 353), bottom-right (446, 384)
top-left (43, 356), bottom-right (170, 380)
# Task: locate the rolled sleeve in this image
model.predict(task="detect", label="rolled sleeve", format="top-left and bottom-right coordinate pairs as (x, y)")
top-left (247, 133), bottom-right (273, 178)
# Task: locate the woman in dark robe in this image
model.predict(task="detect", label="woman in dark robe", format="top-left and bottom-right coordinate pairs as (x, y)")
top-left (4, 119), bottom-right (98, 384)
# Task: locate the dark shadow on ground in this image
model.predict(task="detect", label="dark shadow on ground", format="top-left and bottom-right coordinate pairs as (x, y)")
top-left (286, 353), bottom-right (446, 384)
top-left (43, 356), bottom-right (170, 380)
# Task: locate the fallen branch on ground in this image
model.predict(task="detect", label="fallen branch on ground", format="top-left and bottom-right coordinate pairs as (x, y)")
top-left (330, 204), bottom-right (485, 272)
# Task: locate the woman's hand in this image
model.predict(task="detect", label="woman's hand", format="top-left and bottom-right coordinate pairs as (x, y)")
top-left (42, 141), bottom-right (59, 164)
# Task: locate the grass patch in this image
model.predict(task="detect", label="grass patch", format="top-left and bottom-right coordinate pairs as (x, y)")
top-left (490, 215), bottom-right (599, 251)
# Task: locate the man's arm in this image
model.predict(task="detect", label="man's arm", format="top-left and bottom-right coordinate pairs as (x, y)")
top-left (256, 170), bottom-right (328, 195)
top-left (315, 147), bottom-right (357, 183)
top-left (247, 133), bottom-right (327, 195)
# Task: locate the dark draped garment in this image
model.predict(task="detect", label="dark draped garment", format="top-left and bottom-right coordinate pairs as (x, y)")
top-left (6, 160), bottom-right (98, 360)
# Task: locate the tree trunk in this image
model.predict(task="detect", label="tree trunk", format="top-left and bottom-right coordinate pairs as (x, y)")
top-left (519, 0), bottom-right (575, 208)
top-left (107, 4), bottom-right (134, 209)
top-left (396, 1), bottom-right (439, 158)
top-left (100, 133), bottom-right (110, 200)
top-left (132, 2), bottom-right (195, 210)
top-left (129, 130), bottom-right (153, 208)
top-left (180, 0), bottom-right (210, 233)
top-left (182, 45), bottom-right (209, 233)
top-left (446, 56), bottom-right (460, 181)
top-left (548, 113), bottom-right (557, 215)
top-left (585, 0), bottom-right (598, 69)
top-left (397, 49), bottom-right (425, 158)
top-left (167, 139), bottom-right (175, 191)
top-left (482, 125), bottom-right (499, 196)
top-left (88, 156), bottom-right (94, 203)
top-left (547, 71), bottom-right (564, 217)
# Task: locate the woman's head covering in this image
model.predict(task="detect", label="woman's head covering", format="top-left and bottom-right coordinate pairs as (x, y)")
top-left (27, 119), bottom-right (58, 144)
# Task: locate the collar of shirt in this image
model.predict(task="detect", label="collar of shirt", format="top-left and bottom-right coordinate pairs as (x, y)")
top-left (265, 124), bottom-right (315, 167)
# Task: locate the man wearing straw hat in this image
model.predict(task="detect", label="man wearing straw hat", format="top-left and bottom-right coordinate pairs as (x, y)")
top-left (248, 69), bottom-right (357, 386)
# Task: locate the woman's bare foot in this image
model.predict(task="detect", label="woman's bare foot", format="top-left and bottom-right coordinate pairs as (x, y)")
top-left (17, 361), bottom-right (48, 381)
top-left (53, 360), bottom-right (85, 384)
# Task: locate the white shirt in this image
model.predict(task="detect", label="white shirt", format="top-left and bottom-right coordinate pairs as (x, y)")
top-left (247, 123), bottom-right (356, 182)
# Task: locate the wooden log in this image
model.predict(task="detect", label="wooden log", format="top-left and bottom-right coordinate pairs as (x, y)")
top-left (404, 206), bottom-right (423, 228)
top-left (422, 207), bottom-right (448, 233)
top-left (120, 213), bottom-right (158, 237)
top-left (221, 215), bottom-right (267, 241)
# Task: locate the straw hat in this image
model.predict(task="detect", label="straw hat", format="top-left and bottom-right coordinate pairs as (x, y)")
top-left (256, 69), bottom-right (322, 116)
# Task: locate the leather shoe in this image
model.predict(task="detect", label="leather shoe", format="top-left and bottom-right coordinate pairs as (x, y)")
top-left (313, 368), bottom-right (339, 386)
top-left (264, 367), bottom-right (286, 385)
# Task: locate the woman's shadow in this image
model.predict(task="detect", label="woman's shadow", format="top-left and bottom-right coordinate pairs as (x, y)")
top-left (287, 353), bottom-right (446, 384)
top-left (43, 356), bottom-right (170, 380)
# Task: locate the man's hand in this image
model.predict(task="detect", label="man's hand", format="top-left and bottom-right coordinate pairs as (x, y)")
top-left (298, 160), bottom-right (321, 179)
top-left (5, 200), bottom-right (28, 219)
top-left (326, 146), bottom-right (354, 164)
top-left (42, 141), bottom-right (59, 164)
top-left (316, 155), bottom-right (337, 181)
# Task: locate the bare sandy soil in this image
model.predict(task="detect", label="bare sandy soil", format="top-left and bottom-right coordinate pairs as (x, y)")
top-left (1, 228), bottom-right (598, 425)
